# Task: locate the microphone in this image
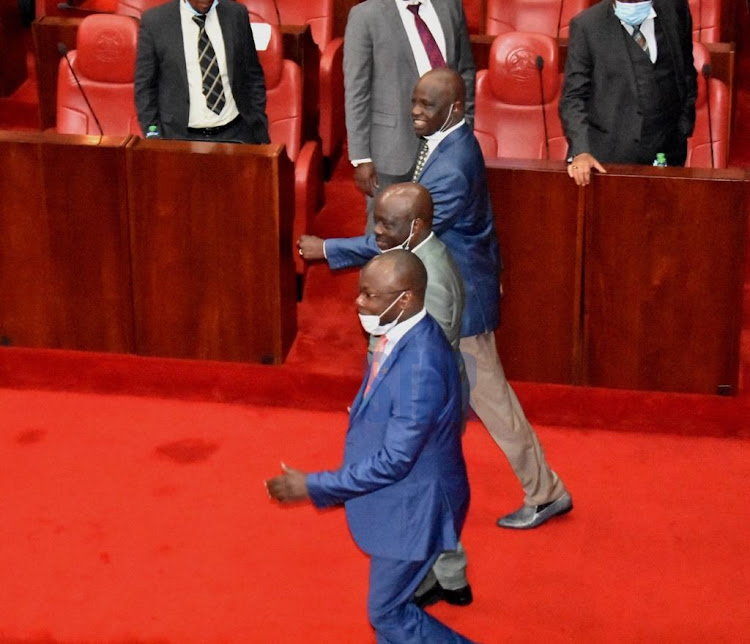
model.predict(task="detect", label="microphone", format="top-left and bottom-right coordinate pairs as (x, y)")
top-left (57, 42), bottom-right (104, 136)
top-left (697, 0), bottom-right (703, 42)
top-left (535, 55), bottom-right (550, 161)
top-left (702, 63), bottom-right (715, 169)
top-left (271, 0), bottom-right (281, 25)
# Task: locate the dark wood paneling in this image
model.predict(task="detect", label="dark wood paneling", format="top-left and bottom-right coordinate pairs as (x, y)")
top-left (487, 159), bottom-right (582, 384)
top-left (0, 0), bottom-right (28, 96)
top-left (583, 165), bottom-right (748, 394)
top-left (0, 131), bottom-right (134, 352)
top-left (32, 15), bottom-right (81, 130)
top-left (126, 139), bottom-right (296, 364)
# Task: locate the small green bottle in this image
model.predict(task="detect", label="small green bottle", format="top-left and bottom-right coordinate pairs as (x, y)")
top-left (652, 152), bottom-right (667, 167)
top-left (146, 124), bottom-right (160, 139)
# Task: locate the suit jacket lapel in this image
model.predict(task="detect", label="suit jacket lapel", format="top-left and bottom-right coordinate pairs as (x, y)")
top-left (604, 2), bottom-right (639, 103)
top-left (419, 123), bottom-right (466, 177)
top-left (432, 0), bottom-right (455, 66)
top-left (168, 0), bottom-right (190, 92)
top-left (217, 2), bottom-right (234, 87)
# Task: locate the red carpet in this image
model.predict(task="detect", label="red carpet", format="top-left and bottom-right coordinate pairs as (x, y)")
top-left (2, 388), bottom-right (749, 643)
top-left (1, 9), bottom-right (750, 643)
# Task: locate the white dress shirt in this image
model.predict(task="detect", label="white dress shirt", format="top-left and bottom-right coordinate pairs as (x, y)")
top-left (180, 0), bottom-right (240, 128)
top-left (619, 6), bottom-right (658, 64)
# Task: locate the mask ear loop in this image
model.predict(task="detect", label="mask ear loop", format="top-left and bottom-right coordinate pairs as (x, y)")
top-left (438, 102), bottom-right (455, 133)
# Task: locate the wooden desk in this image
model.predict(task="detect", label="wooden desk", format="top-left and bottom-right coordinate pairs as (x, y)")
top-left (0, 0), bottom-right (29, 96)
top-left (487, 159), bottom-right (582, 384)
top-left (486, 158), bottom-right (748, 394)
top-left (0, 131), bottom-right (134, 352)
top-left (584, 164), bottom-right (748, 394)
top-left (126, 138), bottom-right (297, 364)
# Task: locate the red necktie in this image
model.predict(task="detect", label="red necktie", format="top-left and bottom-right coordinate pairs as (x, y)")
top-left (407, 3), bottom-right (446, 69)
top-left (364, 335), bottom-right (388, 398)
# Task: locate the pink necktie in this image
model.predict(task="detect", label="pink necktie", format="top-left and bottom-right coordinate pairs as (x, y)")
top-left (364, 335), bottom-right (388, 397)
top-left (407, 3), bottom-right (446, 69)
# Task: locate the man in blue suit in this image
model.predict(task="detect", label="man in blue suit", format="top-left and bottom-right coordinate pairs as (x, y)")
top-left (298, 69), bottom-right (571, 575)
top-left (266, 250), bottom-right (475, 643)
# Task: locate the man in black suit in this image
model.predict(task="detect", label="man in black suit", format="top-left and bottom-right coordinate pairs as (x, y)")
top-left (134, 0), bottom-right (269, 143)
top-left (560, 0), bottom-right (696, 185)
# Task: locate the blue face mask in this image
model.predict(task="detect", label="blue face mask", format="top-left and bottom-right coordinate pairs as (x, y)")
top-left (614, 1), bottom-right (653, 27)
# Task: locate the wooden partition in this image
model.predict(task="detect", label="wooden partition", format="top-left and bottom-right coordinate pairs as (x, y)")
top-left (584, 165), bottom-right (748, 394)
top-left (0, 0), bottom-right (29, 96)
top-left (0, 131), bottom-right (134, 352)
top-left (487, 159), bottom-right (582, 384)
top-left (486, 158), bottom-right (748, 395)
top-left (126, 138), bottom-right (296, 364)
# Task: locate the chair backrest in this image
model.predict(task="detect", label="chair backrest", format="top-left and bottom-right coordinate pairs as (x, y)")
top-left (688, 0), bottom-right (721, 43)
top-left (249, 12), bottom-right (302, 161)
top-left (474, 31), bottom-right (566, 160)
top-left (236, 0), bottom-right (280, 25)
top-left (686, 41), bottom-right (728, 168)
top-left (56, 14), bottom-right (141, 135)
top-left (486, 0), bottom-right (591, 39)
top-left (114, 0), bottom-right (165, 19)
top-left (462, 0), bottom-right (484, 34)
top-left (275, 0), bottom-right (333, 51)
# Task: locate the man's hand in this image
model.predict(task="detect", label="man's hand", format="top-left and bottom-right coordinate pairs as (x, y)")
top-left (297, 235), bottom-right (326, 261)
top-left (265, 463), bottom-right (310, 503)
top-left (353, 162), bottom-right (379, 197)
top-left (567, 153), bottom-right (607, 187)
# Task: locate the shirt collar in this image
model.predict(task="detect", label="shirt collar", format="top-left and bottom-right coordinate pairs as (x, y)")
top-left (182, 0), bottom-right (218, 18)
top-left (424, 117), bottom-right (465, 148)
top-left (383, 308), bottom-right (427, 352)
top-left (410, 231), bottom-right (434, 254)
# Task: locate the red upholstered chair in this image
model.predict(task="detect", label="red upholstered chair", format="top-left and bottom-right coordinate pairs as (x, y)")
top-left (462, 0), bottom-right (485, 34)
top-left (115, 0), bottom-right (166, 19)
top-left (688, 0), bottom-right (721, 43)
top-left (486, 0), bottom-right (591, 39)
top-left (55, 14), bottom-right (141, 135)
top-left (253, 14), bottom-right (323, 272)
top-left (474, 31), bottom-right (567, 161)
top-left (686, 41), bottom-right (728, 168)
top-left (274, 0), bottom-right (344, 160)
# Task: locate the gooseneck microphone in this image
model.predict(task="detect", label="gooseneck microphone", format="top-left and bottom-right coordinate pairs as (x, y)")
top-left (555, 0), bottom-right (564, 40)
top-left (57, 42), bottom-right (104, 136)
top-left (535, 55), bottom-right (550, 160)
top-left (702, 63), bottom-right (715, 169)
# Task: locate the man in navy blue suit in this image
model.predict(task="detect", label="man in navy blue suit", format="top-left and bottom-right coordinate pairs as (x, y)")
top-left (266, 250), bottom-right (475, 643)
top-left (297, 69), bottom-right (572, 605)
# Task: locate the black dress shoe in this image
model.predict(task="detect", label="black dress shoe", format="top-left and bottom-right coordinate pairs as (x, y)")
top-left (414, 581), bottom-right (473, 608)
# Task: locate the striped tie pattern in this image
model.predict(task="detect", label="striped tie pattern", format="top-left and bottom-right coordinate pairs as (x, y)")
top-left (406, 3), bottom-right (446, 69)
top-left (631, 24), bottom-right (650, 57)
top-left (412, 139), bottom-right (429, 182)
top-left (193, 14), bottom-right (226, 115)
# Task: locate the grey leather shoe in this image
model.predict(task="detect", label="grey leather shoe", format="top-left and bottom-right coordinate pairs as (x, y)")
top-left (496, 491), bottom-right (573, 529)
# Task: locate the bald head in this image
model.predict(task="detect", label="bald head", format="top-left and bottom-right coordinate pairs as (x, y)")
top-left (412, 68), bottom-right (466, 138)
top-left (357, 250), bottom-right (427, 323)
top-left (373, 183), bottom-right (434, 251)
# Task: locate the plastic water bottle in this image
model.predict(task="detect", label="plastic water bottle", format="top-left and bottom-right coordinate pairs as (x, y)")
top-left (652, 152), bottom-right (667, 167)
top-left (146, 125), bottom-right (160, 139)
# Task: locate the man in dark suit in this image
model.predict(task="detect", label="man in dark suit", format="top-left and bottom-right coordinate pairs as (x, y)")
top-left (560, 0), bottom-right (697, 185)
top-left (343, 0), bottom-right (475, 231)
top-left (134, 0), bottom-right (270, 143)
top-left (266, 250), bottom-right (475, 644)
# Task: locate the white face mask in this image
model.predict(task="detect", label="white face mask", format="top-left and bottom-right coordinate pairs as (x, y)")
top-left (381, 219), bottom-right (416, 253)
top-left (358, 291), bottom-right (406, 335)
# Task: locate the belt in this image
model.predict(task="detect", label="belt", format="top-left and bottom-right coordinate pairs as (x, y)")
top-left (187, 115), bottom-right (240, 137)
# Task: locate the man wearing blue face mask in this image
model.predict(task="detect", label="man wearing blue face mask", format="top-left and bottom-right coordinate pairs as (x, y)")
top-left (560, 0), bottom-right (697, 186)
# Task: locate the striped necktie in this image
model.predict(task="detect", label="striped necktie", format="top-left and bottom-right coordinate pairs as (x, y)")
top-left (406, 3), bottom-right (446, 69)
top-left (412, 139), bottom-right (429, 182)
top-left (631, 23), bottom-right (650, 57)
top-left (193, 14), bottom-right (226, 115)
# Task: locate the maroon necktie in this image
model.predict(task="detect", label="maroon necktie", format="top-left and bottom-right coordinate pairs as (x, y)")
top-left (406, 3), bottom-right (446, 69)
